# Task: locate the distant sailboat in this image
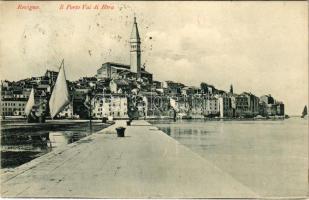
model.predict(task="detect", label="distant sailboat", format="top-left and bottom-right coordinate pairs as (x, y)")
top-left (301, 105), bottom-right (307, 119)
top-left (49, 59), bottom-right (70, 119)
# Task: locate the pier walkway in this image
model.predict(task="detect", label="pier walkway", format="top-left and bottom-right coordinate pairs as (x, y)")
top-left (1, 120), bottom-right (257, 198)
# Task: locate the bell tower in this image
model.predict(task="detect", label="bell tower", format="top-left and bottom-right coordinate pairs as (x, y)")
top-left (130, 16), bottom-right (141, 79)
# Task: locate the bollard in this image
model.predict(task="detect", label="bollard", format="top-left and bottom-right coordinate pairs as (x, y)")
top-left (102, 117), bottom-right (108, 123)
top-left (116, 127), bottom-right (126, 137)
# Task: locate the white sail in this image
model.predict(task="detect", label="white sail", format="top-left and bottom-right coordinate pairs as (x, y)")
top-left (49, 60), bottom-right (70, 119)
top-left (170, 98), bottom-right (178, 112)
top-left (24, 88), bottom-right (35, 116)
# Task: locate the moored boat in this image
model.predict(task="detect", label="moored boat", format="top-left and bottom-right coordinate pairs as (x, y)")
top-left (301, 105), bottom-right (307, 119)
top-left (49, 59), bottom-right (70, 119)
top-left (24, 88), bottom-right (46, 123)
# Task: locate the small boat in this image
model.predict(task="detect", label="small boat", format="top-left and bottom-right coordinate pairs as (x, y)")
top-left (301, 105), bottom-right (307, 119)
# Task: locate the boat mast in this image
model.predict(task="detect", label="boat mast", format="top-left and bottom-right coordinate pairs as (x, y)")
top-left (49, 59), bottom-right (70, 119)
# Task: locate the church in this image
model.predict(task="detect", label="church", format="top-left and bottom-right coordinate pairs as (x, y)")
top-left (96, 17), bottom-right (153, 83)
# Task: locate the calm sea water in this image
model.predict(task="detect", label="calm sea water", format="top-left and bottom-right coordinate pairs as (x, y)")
top-left (150, 118), bottom-right (308, 197)
top-left (1, 120), bottom-right (109, 169)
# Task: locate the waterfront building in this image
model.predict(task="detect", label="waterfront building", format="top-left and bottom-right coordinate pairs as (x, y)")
top-left (92, 94), bottom-right (128, 119)
top-left (259, 94), bottom-right (284, 116)
top-left (235, 94), bottom-right (249, 117)
top-left (58, 103), bottom-right (74, 119)
top-left (190, 96), bottom-right (204, 116)
top-left (235, 92), bottom-right (259, 117)
top-left (0, 98), bottom-right (27, 116)
top-left (260, 95), bottom-right (275, 105)
top-left (203, 96), bottom-right (220, 117)
top-left (144, 94), bottom-right (171, 117)
top-left (267, 104), bottom-right (278, 116)
top-left (218, 96), bottom-right (233, 118)
top-left (247, 92), bottom-right (260, 116)
top-left (259, 102), bottom-right (267, 117)
top-left (176, 96), bottom-right (190, 114)
top-left (276, 102), bottom-right (285, 116)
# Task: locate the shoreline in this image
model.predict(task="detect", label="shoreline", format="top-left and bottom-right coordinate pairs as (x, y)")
top-left (1, 116), bottom-right (292, 122)
top-left (1, 120), bottom-right (257, 198)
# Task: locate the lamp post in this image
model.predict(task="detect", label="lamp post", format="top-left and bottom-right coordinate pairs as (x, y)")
top-left (102, 88), bottom-right (108, 123)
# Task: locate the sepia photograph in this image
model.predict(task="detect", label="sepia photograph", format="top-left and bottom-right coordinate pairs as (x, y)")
top-left (0, 1), bottom-right (308, 199)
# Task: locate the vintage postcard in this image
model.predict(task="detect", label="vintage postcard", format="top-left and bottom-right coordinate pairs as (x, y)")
top-left (0, 1), bottom-right (308, 199)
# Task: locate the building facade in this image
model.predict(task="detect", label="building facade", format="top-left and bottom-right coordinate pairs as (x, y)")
top-left (0, 98), bottom-right (27, 116)
top-left (92, 94), bottom-right (128, 119)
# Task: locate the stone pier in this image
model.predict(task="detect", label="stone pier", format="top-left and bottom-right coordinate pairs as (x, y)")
top-left (1, 120), bottom-right (257, 198)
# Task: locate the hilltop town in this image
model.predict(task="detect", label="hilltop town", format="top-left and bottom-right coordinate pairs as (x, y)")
top-left (0, 17), bottom-right (285, 120)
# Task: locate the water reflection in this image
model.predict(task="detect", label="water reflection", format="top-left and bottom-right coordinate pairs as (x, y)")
top-left (49, 131), bottom-right (88, 148)
top-left (1, 121), bottom-right (108, 168)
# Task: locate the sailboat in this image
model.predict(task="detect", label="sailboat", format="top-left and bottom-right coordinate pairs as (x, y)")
top-left (49, 59), bottom-right (70, 119)
top-left (301, 105), bottom-right (307, 119)
top-left (24, 88), bottom-right (46, 123)
top-left (25, 88), bottom-right (37, 122)
top-left (24, 59), bottom-right (70, 123)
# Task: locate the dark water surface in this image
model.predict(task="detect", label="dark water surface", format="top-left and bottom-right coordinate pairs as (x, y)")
top-left (150, 118), bottom-right (308, 197)
top-left (1, 120), bottom-right (109, 168)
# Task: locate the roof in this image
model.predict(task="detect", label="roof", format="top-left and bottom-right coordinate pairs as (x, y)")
top-left (130, 17), bottom-right (140, 40)
top-left (182, 86), bottom-right (200, 90)
top-left (141, 69), bottom-right (151, 75)
top-left (118, 70), bottom-right (132, 75)
top-left (45, 70), bottom-right (58, 74)
top-left (104, 62), bottom-right (130, 69)
top-left (112, 79), bottom-right (129, 86)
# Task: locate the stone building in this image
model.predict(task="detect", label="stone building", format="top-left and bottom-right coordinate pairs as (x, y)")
top-left (58, 103), bottom-right (74, 119)
top-left (96, 17), bottom-right (153, 82)
top-left (259, 94), bottom-right (284, 116)
top-left (92, 94), bottom-right (128, 119)
top-left (219, 96), bottom-right (233, 118)
top-left (235, 92), bottom-right (259, 117)
top-left (203, 96), bottom-right (220, 117)
top-left (0, 98), bottom-right (27, 116)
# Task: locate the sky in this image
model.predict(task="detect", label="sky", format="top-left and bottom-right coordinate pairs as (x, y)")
top-left (0, 1), bottom-right (308, 115)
